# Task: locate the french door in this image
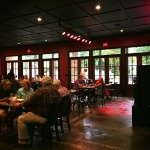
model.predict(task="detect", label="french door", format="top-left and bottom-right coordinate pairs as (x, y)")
top-left (22, 61), bottom-right (39, 80)
top-left (126, 54), bottom-right (150, 96)
top-left (6, 61), bottom-right (18, 79)
top-left (42, 59), bottom-right (59, 79)
top-left (94, 56), bottom-right (120, 84)
top-left (70, 58), bottom-right (88, 84)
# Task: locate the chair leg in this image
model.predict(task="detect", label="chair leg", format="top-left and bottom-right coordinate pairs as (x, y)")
top-left (81, 102), bottom-right (84, 113)
top-left (66, 115), bottom-right (70, 131)
top-left (94, 95), bottom-right (97, 104)
top-left (55, 124), bottom-right (59, 141)
top-left (59, 118), bottom-right (64, 134)
top-left (77, 104), bottom-right (80, 115)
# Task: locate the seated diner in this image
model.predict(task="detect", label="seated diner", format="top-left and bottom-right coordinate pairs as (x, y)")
top-left (0, 79), bottom-right (12, 131)
top-left (53, 79), bottom-right (69, 97)
top-left (16, 79), bottom-right (34, 100)
top-left (14, 76), bottom-right (61, 145)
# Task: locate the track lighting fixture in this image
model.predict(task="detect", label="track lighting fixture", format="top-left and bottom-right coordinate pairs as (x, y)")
top-left (61, 30), bottom-right (91, 44)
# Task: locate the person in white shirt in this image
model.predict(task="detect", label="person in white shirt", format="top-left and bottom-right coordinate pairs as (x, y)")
top-left (53, 79), bottom-right (69, 97)
top-left (80, 68), bottom-right (88, 84)
top-left (35, 74), bottom-right (42, 82)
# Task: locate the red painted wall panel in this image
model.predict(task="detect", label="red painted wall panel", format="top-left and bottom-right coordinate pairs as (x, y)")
top-left (1, 33), bottom-right (150, 88)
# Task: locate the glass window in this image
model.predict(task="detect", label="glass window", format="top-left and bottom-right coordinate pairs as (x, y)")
top-left (94, 58), bottom-right (105, 81)
top-left (126, 46), bottom-right (150, 54)
top-left (109, 57), bottom-right (120, 84)
top-left (32, 61), bottom-right (39, 78)
top-left (69, 51), bottom-right (89, 84)
top-left (5, 56), bottom-right (18, 61)
top-left (53, 60), bottom-right (59, 79)
top-left (22, 55), bottom-right (39, 60)
top-left (70, 59), bottom-right (88, 83)
top-left (128, 56), bottom-right (137, 84)
top-left (142, 55), bottom-right (150, 65)
top-left (7, 63), bottom-right (11, 75)
top-left (42, 53), bottom-right (59, 59)
top-left (42, 53), bottom-right (59, 79)
top-left (93, 48), bottom-right (121, 56)
top-left (43, 61), bottom-right (50, 76)
top-left (69, 51), bottom-right (89, 57)
top-left (23, 62), bottom-right (29, 78)
top-left (5, 56), bottom-right (18, 79)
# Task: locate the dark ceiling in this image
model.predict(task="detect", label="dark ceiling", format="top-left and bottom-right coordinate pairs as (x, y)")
top-left (0, 0), bottom-right (150, 48)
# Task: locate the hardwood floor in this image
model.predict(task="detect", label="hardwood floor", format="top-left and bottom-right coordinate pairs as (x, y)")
top-left (0, 97), bottom-right (150, 150)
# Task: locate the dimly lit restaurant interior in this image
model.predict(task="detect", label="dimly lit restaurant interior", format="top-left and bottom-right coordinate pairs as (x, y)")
top-left (0, 0), bottom-right (150, 149)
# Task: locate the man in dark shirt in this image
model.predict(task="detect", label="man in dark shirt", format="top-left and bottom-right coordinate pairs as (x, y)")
top-left (0, 80), bottom-right (11, 120)
top-left (14, 76), bottom-right (61, 145)
top-left (0, 80), bottom-right (12, 99)
top-left (7, 69), bottom-right (15, 81)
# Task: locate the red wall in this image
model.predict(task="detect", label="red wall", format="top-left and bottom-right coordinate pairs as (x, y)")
top-left (1, 33), bottom-right (150, 87)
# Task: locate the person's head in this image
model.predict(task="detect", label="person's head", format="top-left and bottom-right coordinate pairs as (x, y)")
top-left (42, 76), bottom-right (52, 87)
top-left (84, 68), bottom-right (87, 72)
top-left (1, 79), bottom-right (11, 90)
top-left (19, 75), bottom-right (24, 80)
top-left (10, 76), bottom-right (15, 82)
top-left (98, 77), bottom-right (103, 82)
top-left (10, 69), bottom-right (13, 73)
top-left (24, 75), bottom-right (28, 79)
top-left (31, 77), bottom-right (35, 81)
top-left (22, 79), bottom-right (31, 90)
top-left (37, 74), bottom-right (40, 78)
top-left (53, 79), bottom-right (61, 90)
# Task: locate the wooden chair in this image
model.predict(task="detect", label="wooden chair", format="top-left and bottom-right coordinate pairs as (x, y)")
top-left (94, 85), bottom-right (105, 106)
top-left (57, 95), bottom-right (71, 134)
top-left (109, 82), bottom-right (118, 100)
top-left (71, 89), bottom-right (85, 115)
top-left (29, 100), bottom-right (60, 144)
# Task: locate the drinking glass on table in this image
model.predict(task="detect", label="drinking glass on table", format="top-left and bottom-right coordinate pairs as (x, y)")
top-left (10, 93), bottom-right (17, 103)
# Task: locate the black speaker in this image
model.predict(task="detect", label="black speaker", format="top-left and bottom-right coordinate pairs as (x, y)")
top-left (136, 65), bottom-right (150, 106)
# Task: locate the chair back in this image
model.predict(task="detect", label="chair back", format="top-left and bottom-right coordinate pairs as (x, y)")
top-left (47, 100), bottom-right (61, 126)
top-left (95, 85), bottom-right (103, 95)
top-left (59, 95), bottom-right (71, 117)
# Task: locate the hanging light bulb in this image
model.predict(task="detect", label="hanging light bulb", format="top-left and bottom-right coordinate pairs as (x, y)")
top-left (70, 34), bottom-right (74, 38)
top-left (88, 41), bottom-right (92, 44)
top-left (62, 31), bottom-right (66, 35)
top-left (74, 36), bottom-right (77, 39)
top-left (67, 33), bottom-right (71, 36)
top-left (82, 39), bottom-right (85, 42)
top-left (77, 37), bottom-right (81, 41)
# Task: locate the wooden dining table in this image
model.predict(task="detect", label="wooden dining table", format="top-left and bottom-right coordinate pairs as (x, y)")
top-left (0, 98), bottom-right (24, 108)
top-left (79, 85), bottom-right (96, 104)
top-left (0, 100), bottom-right (24, 129)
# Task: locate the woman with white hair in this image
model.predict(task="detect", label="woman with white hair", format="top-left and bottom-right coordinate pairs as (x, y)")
top-left (53, 79), bottom-right (69, 97)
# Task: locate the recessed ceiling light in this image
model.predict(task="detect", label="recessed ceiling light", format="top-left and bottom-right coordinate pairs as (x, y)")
top-left (45, 40), bottom-right (47, 42)
top-left (120, 29), bottom-right (124, 32)
top-left (18, 43), bottom-right (20, 45)
top-left (95, 5), bottom-right (101, 10)
top-left (37, 17), bottom-right (42, 22)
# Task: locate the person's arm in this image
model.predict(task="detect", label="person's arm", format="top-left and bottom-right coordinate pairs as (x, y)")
top-left (0, 97), bottom-right (10, 103)
top-left (94, 81), bottom-right (103, 87)
top-left (77, 83), bottom-right (83, 88)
